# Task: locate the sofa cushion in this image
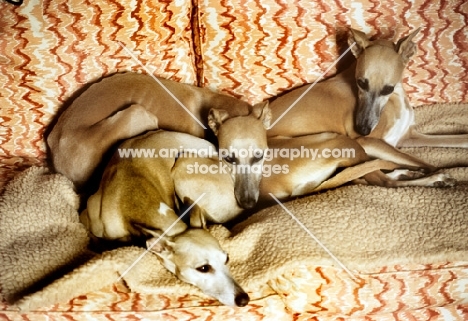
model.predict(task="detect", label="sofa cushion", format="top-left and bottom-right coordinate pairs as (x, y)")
top-left (0, 0), bottom-right (197, 164)
top-left (195, 0), bottom-right (468, 106)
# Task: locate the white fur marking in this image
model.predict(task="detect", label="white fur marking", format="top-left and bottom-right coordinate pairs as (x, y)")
top-left (159, 202), bottom-right (171, 216)
top-left (382, 84), bottom-right (414, 146)
top-left (116, 193), bottom-right (206, 283)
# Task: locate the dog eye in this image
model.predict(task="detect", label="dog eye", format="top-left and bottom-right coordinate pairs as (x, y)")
top-left (225, 255), bottom-right (230, 265)
top-left (380, 85), bottom-right (394, 96)
top-left (224, 155), bottom-right (236, 164)
top-left (357, 78), bottom-right (369, 91)
top-left (252, 152), bottom-right (263, 163)
top-left (196, 264), bottom-right (212, 273)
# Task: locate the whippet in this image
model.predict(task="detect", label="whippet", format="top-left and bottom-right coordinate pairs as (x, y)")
top-left (173, 131), bottom-right (455, 219)
top-left (79, 130), bottom-right (249, 307)
top-left (268, 28), bottom-right (468, 149)
top-left (172, 107), bottom-right (271, 223)
top-left (47, 72), bottom-right (268, 197)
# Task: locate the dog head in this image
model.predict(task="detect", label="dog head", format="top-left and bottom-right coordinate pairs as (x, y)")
top-left (208, 102), bottom-right (271, 209)
top-left (349, 28), bottom-right (420, 136)
top-left (145, 211), bottom-right (249, 307)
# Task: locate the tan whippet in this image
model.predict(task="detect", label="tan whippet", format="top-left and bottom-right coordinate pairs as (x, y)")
top-left (47, 72), bottom-right (268, 202)
top-left (268, 28), bottom-right (468, 149)
top-left (176, 132), bottom-right (455, 215)
top-left (80, 130), bottom-right (250, 307)
top-left (173, 108), bottom-right (271, 223)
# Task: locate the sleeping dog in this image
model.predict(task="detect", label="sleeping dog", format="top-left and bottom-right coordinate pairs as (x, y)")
top-left (80, 130), bottom-right (250, 307)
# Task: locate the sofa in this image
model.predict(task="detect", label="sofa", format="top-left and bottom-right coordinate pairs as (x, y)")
top-left (1, 0), bottom-right (467, 320)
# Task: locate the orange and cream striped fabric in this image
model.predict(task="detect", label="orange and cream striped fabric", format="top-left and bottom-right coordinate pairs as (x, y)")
top-left (1, 0), bottom-right (468, 319)
top-left (196, 0), bottom-right (468, 105)
top-left (0, 0), bottom-right (196, 162)
top-left (1, 263), bottom-right (467, 320)
top-left (1, 0), bottom-right (467, 164)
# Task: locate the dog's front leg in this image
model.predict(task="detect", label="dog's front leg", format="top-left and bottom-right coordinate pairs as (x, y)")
top-left (398, 128), bottom-right (468, 149)
top-left (355, 136), bottom-right (436, 172)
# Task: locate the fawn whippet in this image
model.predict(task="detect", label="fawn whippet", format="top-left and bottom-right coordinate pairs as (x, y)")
top-left (47, 72), bottom-right (268, 203)
top-left (175, 128), bottom-right (454, 217)
top-left (173, 108), bottom-right (272, 223)
top-left (80, 130), bottom-right (250, 307)
top-left (268, 28), bottom-right (468, 149)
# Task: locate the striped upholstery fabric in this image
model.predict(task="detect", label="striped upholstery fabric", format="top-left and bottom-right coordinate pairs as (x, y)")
top-left (196, 0), bottom-right (468, 105)
top-left (1, 0), bottom-right (467, 166)
top-left (1, 0), bottom-right (467, 319)
top-left (0, 0), bottom-right (196, 164)
top-left (1, 264), bottom-right (467, 320)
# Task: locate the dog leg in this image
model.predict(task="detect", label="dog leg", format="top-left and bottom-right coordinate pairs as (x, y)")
top-left (358, 170), bottom-right (456, 187)
top-left (385, 169), bottom-right (426, 180)
top-left (356, 136), bottom-right (437, 172)
top-left (92, 103), bottom-right (159, 140)
top-left (398, 130), bottom-right (468, 148)
top-left (63, 104), bottom-right (159, 187)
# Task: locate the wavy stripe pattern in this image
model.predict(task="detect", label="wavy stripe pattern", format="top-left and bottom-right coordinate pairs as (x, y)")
top-left (197, 0), bottom-right (468, 105)
top-left (1, 264), bottom-right (467, 319)
top-left (268, 263), bottom-right (468, 317)
top-left (1, 0), bottom-right (468, 319)
top-left (0, 0), bottom-right (196, 162)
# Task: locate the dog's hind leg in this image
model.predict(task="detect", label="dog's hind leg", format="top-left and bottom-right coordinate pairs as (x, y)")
top-left (93, 103), bottom-right (159, 140)
top-left (57, 104), bottom-right (159, 187)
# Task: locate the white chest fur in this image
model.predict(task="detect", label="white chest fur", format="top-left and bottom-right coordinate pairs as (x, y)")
top-left (382, 84), bottom-right (415, 147)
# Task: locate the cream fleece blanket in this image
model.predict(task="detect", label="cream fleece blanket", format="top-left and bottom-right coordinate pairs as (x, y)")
top-left (1, 103), bottom-right (467, 310)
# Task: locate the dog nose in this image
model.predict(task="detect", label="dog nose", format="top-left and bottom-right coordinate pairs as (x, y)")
top-left (235, 292), bottom-right (250, 307)
top-left (357, 125), bottom-right (371, 136)
top-left (240, 198), bottom-right (256, 209)
top-left (235, 191), bottom-right (258, 209)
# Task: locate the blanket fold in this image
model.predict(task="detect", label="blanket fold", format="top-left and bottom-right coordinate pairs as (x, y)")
top-left (0, 168), bottom-right (91, 303)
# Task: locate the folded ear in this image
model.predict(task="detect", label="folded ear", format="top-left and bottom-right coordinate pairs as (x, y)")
top-left (139, 227), bottom-right (175, 252)
top-left (349, 28), bottom-right (371, 58)
top-left (186, 198), bottom-right (208, 229)
top-left (251, 101), bottom-right (271, 129)
top-left (208, 108), bottom-right (231, 136)
top-left (396, 28), bottom-right (420, 65)
top-left (143, 228), bottom-right (177, 274)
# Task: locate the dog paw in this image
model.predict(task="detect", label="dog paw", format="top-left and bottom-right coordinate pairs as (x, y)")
top-left (387, 169), bottom-right (426, 180)
top-left (432, 174), bottom-right (457, 187)
top-left (400, 170), bottom-right (426, 180)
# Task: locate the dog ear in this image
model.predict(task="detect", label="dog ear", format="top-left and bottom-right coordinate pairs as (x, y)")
top-left (396, 28), bottom-right (420, 65)
top-left (251, 101), bottom-right (271, 129)
top-left (349, 28), bottom-right (371, 57)
top-left (189, 203), bottom-right (208, 230)
top-left (208, 108), bottom-right (230, 136)
top-left (144, 229), bottom-right (177, 273)
top-left (139, 226), bottom-right (175, 252)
